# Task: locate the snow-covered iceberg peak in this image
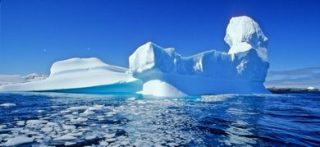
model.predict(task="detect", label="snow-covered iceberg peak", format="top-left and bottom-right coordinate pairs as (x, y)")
top-left (225, 16), bottom-right (268, 61)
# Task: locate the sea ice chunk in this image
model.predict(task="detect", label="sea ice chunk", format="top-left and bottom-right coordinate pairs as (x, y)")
top-left (3, 135), bottom-right (34, 146)
top-left (0, 103), bottom-right (16, 107)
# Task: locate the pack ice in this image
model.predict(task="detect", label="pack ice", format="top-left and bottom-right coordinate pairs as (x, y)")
top-left (0, 16), bottom-right (269, 97)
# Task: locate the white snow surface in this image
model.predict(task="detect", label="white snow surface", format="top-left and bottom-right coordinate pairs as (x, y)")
top-left (0, 16), bottom-right (269, 97)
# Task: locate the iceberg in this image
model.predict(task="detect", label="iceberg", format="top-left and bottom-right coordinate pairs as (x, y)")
top-left (129, 16), bottom-right (269, 96)
top-left (0, 58), bottom-right (142, 94)
top-left (0, 16), bottom-right (269, 97)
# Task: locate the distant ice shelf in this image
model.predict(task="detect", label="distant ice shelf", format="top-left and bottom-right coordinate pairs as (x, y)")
top-left (0, 16), bottom-right (270, 97)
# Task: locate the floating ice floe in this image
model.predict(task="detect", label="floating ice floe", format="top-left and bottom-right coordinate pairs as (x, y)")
top-left (3, 135), bottom-right (34, 146)
top-left (0, 103), bottom-right (16, 107)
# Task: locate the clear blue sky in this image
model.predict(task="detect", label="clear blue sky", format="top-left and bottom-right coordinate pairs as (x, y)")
top-left (1, 0), bottom-right (320, 75)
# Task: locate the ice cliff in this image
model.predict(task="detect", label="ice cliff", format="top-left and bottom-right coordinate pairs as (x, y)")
top-left (0, 16), bottom-right (269, 97)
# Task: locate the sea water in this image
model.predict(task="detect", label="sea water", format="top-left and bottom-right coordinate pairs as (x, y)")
top-left (0, 92), bottom-right (319, 146)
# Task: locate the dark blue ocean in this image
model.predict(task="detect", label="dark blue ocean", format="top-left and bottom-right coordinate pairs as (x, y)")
top-left (0, 92), bottom-right (319, 146)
